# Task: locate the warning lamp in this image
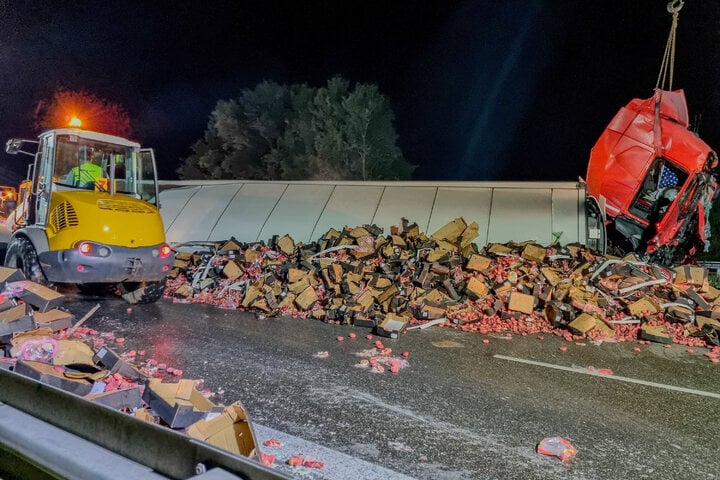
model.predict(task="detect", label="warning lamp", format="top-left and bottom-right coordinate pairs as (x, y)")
top-left (159, 244), bottom-right (172, 259)
top-left (69, 116), bottom-right (82, 127)
top-left (78, 242), bottom-right (92, 255)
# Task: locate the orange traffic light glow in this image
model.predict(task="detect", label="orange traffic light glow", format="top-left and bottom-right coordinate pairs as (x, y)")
top-left (69, 116), bottom-right (82, 127)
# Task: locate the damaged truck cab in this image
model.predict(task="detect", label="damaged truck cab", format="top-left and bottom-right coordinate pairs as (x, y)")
top-left (586, 89), bottom-right (719, 265)
top-left (3, 128), bottom-right (174, 303)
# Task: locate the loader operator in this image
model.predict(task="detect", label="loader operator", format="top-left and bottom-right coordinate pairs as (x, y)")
top-left (65, 146), bottom-right (103, 188)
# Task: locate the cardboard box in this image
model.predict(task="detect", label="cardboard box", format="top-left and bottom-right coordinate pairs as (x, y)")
top-left (521, 244), bottom-right (546, 263)
top-left (0, 303), bottom-right (34, 337)
top-left (14, 359), bottom-right (94, 396)
top-left (53, 339), bottom-right (96, 366)
top-left (223, 260), bottom-right (244, 280)
top-left (134, 408), bottom-right (158, 424)
top-left (508, 292), bottom-right (535, 314)
top-left (276, 235), bottom-right (295, 255)
top-left (32, 308), bottom-right (74, 331)
top-left (0, 267), bottom-right (25, 284)
top-left (487, 243), bottom-right (512, 254)
top-left (459, 221), bottom-right (479, 248)
top-left (7, 281), bottom-right (64, 312)
top-left (640, 324), bottom-right (672, 344)
top-left (352, 316), bottom-right (377, 328)
top-left (186, 403), bottom-right (257, 458)
top-left (142, 378), bottom-right (224, 428)
top-left (93, 346), bottom-right (145, 380)
top-left (375, 313), bottom-right (407, 339)
top-left (673, 265), bottom-right (707, 287)
top-left (217, 238), bottom-right (242, 254)
top-left (294, 286), bottom-right (318, 310)
top-left (86, 386), bottom-right (143, 410)
top-left (465, 276), bottom-right (488, 299)
top-left (8, 327), bottom-right (54, 357)
top-left (628, 297), bottom-right (661, 317)
top-left (568, 313), bottom-right (598, 335)
top-left (541, 267), bottom-right (562, 287)
top-left (696, 316), bottom-right (720, 331)
top-left (430, 217), bottom-right (466, 242)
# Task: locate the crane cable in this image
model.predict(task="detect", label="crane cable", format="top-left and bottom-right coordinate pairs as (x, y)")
top-left (655, 0), bottom-right (684, 91)
top-left (653, 0), bottom-right (684, 156)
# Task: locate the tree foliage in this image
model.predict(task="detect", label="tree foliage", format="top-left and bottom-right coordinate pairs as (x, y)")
top-left (34, 88), bottom-right (133, 138)
top-left (178, 77), bottom-right (414, 180)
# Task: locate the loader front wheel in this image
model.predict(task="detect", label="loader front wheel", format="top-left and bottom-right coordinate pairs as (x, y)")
top-left (4, 236), bottom-right (48, 285)
top-left (117, 281), bottom-right (166, 304)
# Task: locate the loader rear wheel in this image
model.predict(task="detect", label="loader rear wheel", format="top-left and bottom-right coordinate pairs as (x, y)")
top-left (4, 236), bottom-right (48, 285)
top-left (117, 281), bottom-right (166, 304)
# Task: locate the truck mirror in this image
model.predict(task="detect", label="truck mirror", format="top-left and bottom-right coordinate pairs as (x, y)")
top-left (5, 138), bottom-right (36, 156)
top-left (5, 138), bottom-right (23, 154)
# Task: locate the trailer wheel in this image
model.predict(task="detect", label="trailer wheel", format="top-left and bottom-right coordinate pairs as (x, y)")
top-left (4, 236), bottom-right (48, 285)
top-left (117, 281), bottom-right (166, 304)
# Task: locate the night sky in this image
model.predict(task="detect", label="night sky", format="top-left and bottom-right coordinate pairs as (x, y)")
top-left (1, 1), bottom-right (718, 185)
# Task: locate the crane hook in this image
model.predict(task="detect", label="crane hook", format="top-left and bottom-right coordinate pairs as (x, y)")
top-left (667, 0), bottom-right (684, 14)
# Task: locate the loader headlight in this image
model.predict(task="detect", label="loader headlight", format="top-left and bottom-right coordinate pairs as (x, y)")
top-left (78, 242), bottom-right (92, 255)
top-left (158, 244), bottom-right (173, 259)
top-left (77, 242), bottom-right (111, 257)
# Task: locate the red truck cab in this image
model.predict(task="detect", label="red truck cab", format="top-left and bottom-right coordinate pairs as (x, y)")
top-left (587, 89), bottom-right (719, 265)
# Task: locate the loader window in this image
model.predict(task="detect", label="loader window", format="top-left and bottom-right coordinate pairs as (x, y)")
top-left (55, 136), bottom-right (134, 192)
top-left (630, 158), bottom-right (687, 222)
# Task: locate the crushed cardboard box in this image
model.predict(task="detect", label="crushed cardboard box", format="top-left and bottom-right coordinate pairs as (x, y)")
top-left (14, 359), bottom-right (95, 396)
top-left (142, 378), bottom-right (224, 428)
top-left (186, 403), bottom-right (257, 458)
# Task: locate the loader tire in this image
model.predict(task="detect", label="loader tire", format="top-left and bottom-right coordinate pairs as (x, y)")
top-left (4, 236), bottom-right (48, 285)
top-left (117, 281), bottom-right (166, 304)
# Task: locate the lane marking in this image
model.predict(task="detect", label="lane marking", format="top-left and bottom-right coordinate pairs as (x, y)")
top-left (493, 354), bottom-right (720, 399)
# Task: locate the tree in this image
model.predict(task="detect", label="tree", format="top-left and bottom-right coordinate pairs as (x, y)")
top-left (178, 77), bottom-right (415, 181)
top-left (178, 81), bottom-right (290, 180)
top-left (34, 88), bottom-right (133, 138)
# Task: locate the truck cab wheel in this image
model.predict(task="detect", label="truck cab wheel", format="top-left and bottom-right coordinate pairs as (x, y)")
top-left (4, 236), bottom-right (49, 285)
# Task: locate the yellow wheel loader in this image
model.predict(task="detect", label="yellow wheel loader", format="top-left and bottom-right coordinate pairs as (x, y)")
top-left (3, 128), bottom-right (174, 303)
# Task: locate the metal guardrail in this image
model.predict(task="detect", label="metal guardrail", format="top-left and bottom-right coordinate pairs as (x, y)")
top-left (696, 261), bottom-right (720, 275)
top-left (0, 367), bottom-right (289, 480)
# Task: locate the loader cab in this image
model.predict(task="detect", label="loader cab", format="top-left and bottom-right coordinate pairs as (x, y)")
top-left (7, 128), bottom-right (159, 229)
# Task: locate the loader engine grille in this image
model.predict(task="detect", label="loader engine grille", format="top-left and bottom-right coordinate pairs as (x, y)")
top-left (97, 199), bottom-right (155, 214)
top-left (49, 201), bottom-right (79, 233)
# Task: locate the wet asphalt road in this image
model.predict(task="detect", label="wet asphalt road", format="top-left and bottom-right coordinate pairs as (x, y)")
top-left (62, 291), bottom-right (720, 480)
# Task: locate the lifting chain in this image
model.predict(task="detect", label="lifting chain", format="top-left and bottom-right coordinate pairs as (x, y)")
top-left (655, 0), bottom-right (684, 91)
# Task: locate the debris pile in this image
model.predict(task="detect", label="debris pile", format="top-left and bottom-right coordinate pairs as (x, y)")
top-left (0, 268), bottom-right (257, 459)
top-left (0, 266), bottom-right (72, 338)
top-left (164, 217), bottom-right (720, 350)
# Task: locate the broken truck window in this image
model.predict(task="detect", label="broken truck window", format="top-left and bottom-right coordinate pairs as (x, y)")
top-left (630, 158), bottom-right (687, 222)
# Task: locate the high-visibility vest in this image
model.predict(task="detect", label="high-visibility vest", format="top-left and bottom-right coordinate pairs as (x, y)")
top-left (70, 162), bottom-right (103, 185)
